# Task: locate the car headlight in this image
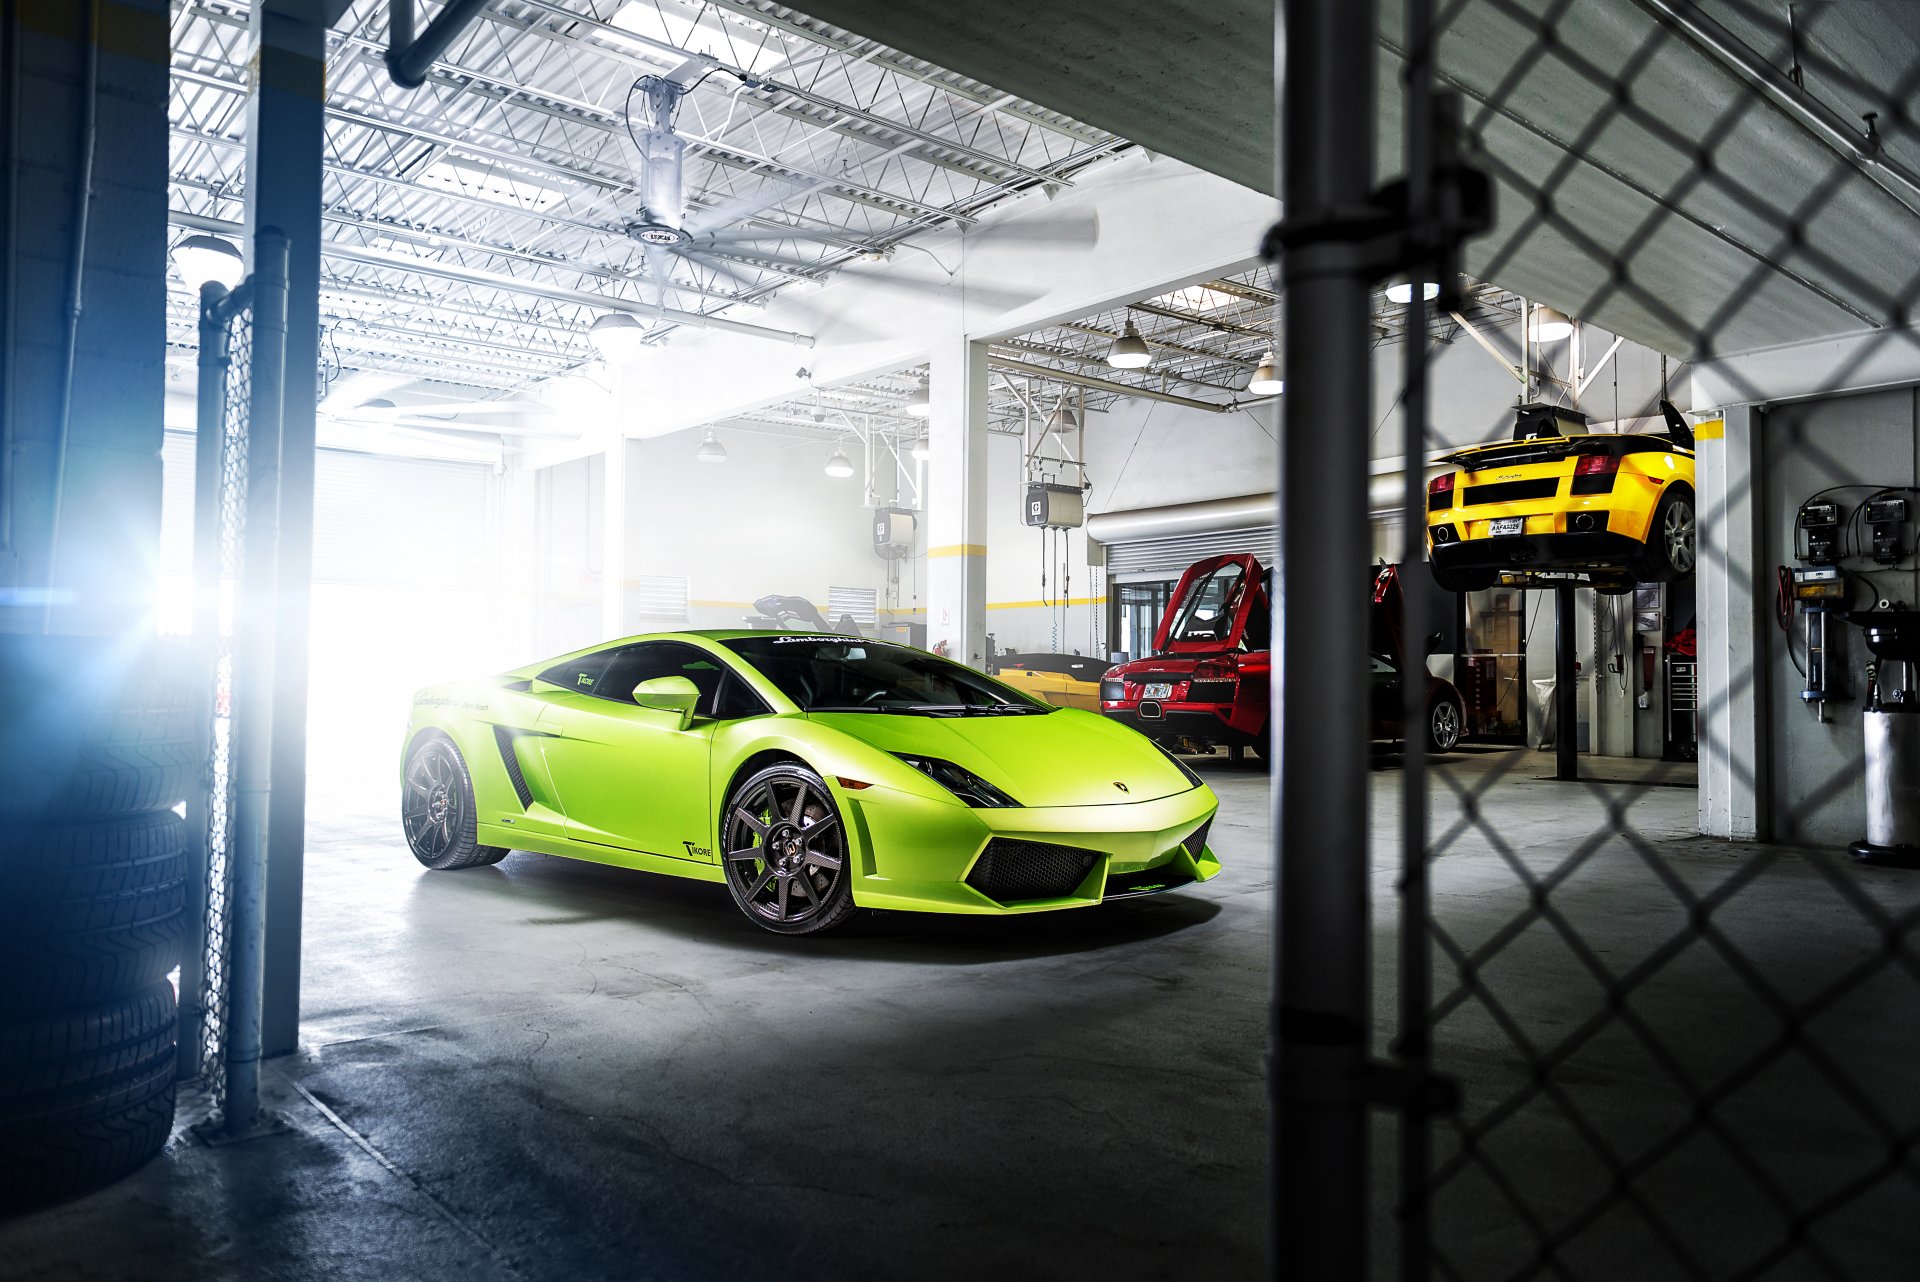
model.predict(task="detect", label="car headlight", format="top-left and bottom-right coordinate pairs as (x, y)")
top-left (893, 755), bottom-right (1021, 808)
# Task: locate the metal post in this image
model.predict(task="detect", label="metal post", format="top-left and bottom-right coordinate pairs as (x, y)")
top-left (1397, 0), bottom-right (1437, 1273)
top-left (249, 0), bottom-right (324, 1059)
top-left (1274, 0), bottom-right (1376, 1275)
top-left (1556, 584), bottom-right (1578, 780)
top-left (179, 280), bottom-right (231, 1080)
top-left (222, 229), bottom-right (289, 1136)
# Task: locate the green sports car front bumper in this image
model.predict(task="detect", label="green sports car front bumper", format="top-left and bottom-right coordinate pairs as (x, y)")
top-left (836, 779), bottom-right (1220, 914)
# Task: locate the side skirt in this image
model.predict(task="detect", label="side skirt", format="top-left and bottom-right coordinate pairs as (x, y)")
top-left (475, 823), bottom-right (726, 884)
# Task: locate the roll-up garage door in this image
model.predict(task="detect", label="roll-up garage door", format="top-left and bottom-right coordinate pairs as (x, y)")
top-left (312, 450), bottom-right (493, 586)
top-left (1101, 525), bottom-right (1277, 578)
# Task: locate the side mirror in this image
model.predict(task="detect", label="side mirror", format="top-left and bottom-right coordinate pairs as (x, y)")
top-left (632, 675), bottom-right (701, 729)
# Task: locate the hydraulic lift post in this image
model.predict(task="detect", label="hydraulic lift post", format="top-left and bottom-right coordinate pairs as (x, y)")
top-left (1555, 584), bottom-right (1579, 781)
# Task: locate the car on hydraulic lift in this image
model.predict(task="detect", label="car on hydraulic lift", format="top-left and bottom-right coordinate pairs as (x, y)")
top-left (1099, 555), bottom-right (1465, 759)
top-left (1425, 401), bottom-right (1696, 594)
top-left (988, 650), bottom-right (1114, 711)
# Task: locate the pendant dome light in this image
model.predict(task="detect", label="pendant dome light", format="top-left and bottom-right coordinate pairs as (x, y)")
top-left (1247, 351), bottom-right (1284, 396)
top-left (1385, 278), bottom-right (1440, 304)
top-left (696, 431), bottom-right (728, 464)
top-left (824, 448), bottom-right (855, 478)
top-left (1527, 305), bottom-right (1574, 342)
top-left (171, 234), bottom-right (246, 290)
top-left (588, 312), bottom-right (646, 363)
top-left (904, 378), bottom-right (931, 418)
top-left (1105, 319), bottom-right (1152, 369)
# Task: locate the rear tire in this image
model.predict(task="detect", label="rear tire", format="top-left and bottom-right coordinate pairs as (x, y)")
top-left (401, 734), bottom-right (507, 871)
top-left (1631, 485), bottom-right (1696, 582)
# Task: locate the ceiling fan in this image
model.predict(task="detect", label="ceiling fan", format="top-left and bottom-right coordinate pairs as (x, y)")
top-left (606, 73), bottom-right (1099, 333)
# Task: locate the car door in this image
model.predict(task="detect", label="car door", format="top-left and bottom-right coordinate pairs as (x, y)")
top-left (530, 642), bottom-right (724, 862)
top-left (1369, 653), bottom-right (1399, 737)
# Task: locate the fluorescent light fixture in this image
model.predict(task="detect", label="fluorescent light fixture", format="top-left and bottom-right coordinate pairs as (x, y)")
top-left (824, 449), bottom-right (855, 479)
top-left (1386, 279), bottom-right (1440, 304)
top-left (911, 431), bottom-right (930, 462)
top-left (1247, 351), bottom-right (1284, 396)
top-left (1528, 305), bottom-right (1574, 342)
top-left (904, 380), bottom-right (931, 418)
top-left (171, 234), bottom-right (245, 290)
top-left (588, 312), bottom-right (646, 363)
top-left (696, 431), bottom-right (728, 464)
top-left (416, 158), bottom-right (566, 213)
top-left (1149, 285), bottom-right (1240, 313)
top-left (1106, 320), bottom-right (1152, 370)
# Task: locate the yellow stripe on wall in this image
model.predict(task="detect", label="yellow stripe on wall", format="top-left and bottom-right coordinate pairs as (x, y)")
top-left (927, 544), bottom-right (988, 558)
top-left (1693, 418), bottom-right (1725, 441)
top-left (987, 596), bottom-right (1107, 610)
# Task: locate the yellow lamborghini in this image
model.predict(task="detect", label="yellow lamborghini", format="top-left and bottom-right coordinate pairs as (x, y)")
top-left (1426, 402), bottom-right (1695, 594)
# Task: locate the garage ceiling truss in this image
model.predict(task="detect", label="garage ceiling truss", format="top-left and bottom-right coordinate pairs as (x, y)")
top-left (165, 0), bottom-right (1127, 399)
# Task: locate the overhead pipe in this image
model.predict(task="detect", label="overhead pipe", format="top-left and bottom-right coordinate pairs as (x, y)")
top-left (987, 354), bottom-right (1239, 413)
top-left (1634, 0), bottom-right (1920, 221)
top-left (167, 210), bottom-right (814, 348)
top-left (384, 0), bottom-right (493, 90)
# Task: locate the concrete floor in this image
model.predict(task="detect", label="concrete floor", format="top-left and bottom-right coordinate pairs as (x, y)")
top-left (2, 749), bottom-right (1915, 1281)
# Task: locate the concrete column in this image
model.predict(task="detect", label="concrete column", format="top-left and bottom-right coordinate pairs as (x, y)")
top-left (247, 0), bottom-right (325, 1057)
top-left (925, 339), bottom-right (989, 667)
top-left (1, 0), bottom-right (169, 635)
top-left (1694, 405), bottom-right (1765, 839)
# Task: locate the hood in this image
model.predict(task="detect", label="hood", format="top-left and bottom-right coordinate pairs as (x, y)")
top-left (808, 708), bottom-right (1197, 807)
top-left (1152, 553), bottom-right (1271, 656)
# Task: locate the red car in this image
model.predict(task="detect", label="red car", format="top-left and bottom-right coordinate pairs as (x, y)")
top-left (1100, 556), bottom-right (1464, 758)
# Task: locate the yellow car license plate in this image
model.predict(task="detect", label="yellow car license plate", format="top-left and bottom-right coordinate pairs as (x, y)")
top-left (1143, 682), bottom-right (1174, 699)
top-left (1490, 516), bottom-right (1525, 536)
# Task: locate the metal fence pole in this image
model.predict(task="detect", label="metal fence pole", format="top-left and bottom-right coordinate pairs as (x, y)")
top-left (179, 280), bottom-right (231, 1082)
top-left (1555, 584), bottom-right (1577, 780)
top-left (1273, 0), bottom-right (1377, 1275)
top-left (222, 228), bottom-right (289, 1135)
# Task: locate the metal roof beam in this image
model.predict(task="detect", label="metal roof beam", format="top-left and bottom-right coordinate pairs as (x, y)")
top-left (987, 355), bottom-right (1239, 413)
top-left (168, 208), bottom-right (814, 346)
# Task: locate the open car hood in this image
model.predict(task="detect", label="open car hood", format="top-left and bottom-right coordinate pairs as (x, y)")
top-left (1151, 553), bottom-right (1272, 656)
top-left (808, 708), bottom-right (1196, 808)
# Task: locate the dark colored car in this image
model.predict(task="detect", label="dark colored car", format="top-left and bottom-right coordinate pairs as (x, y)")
top-left (1100, 556), bottom-right (1465, 757)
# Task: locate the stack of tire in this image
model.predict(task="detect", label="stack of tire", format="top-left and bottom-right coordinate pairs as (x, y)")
top-left (0, 636), bottom-right (197, 1212)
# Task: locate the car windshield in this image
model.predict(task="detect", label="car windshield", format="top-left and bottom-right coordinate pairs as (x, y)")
top-left (723, 636), bottom-right (1051, 715)
top-left (1166, 563), bottom-right (1246, 644)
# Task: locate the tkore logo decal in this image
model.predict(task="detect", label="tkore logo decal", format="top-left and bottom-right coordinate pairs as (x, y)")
top-left (683, 841), bottom-right (713, 858)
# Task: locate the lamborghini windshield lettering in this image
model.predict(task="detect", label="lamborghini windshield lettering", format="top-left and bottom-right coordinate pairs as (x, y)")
top-left (724, 637), bottom-right (1050, 714)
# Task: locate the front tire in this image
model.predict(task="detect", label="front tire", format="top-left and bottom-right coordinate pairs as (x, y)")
top-left (1632, 485), bottom-right (1696, 582)
top-left (401, 734), bottom-right (506, 871)
top-left (1427, 695), bottom-right (1463, 753)
top-left (721, 764), bottom-right (856, 936)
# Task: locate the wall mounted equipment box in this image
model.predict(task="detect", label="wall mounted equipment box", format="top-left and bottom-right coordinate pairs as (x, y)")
top-left (1793, 566), bottom-right (1846, 601)
top-left (1025, 482), bottom-right (1085, 529)
top-left (872, 507), bottom-right (915, 558)
top-left (1865, 497), bottom-right (1909, 564)
top-left (1799, 500), bottom-right (1843, 564)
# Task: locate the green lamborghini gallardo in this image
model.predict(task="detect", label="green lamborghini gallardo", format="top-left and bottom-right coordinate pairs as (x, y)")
top-left (399, 632), bottom-right (1220, 935)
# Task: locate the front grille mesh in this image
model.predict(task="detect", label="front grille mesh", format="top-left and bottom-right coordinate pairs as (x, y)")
top-left (1183, 817), bottom-right (1213, 858)
top-left (967, 839), bottom-right (1098, 901)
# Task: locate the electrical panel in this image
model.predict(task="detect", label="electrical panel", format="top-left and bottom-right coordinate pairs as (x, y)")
top-left (1865, 497), bottom-right (1909, 564)
top-left (871, 506), bottom-right (915, 559)
top-left (1025, 482), bottom-right (1085, 530)
top-left (1798, 500), bottom-right (1842, 564)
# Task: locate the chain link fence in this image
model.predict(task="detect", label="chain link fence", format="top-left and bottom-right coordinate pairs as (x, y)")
top-left (1274, 1), bottom-right (1920, 1277)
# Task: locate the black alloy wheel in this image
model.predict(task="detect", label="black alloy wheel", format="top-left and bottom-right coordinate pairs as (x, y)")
top-left (402, 735), bottom-right (506, 871)
top-left (721, 764), bottom-right (855, 936)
